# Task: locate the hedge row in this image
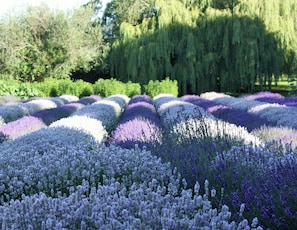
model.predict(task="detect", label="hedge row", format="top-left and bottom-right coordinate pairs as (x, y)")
top-left (0, 78), bottom-right (178, 99)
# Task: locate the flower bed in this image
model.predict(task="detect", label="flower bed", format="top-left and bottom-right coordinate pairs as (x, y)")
top-left (0, 95), bottom-right (78, 126)
top-left (201, 91), bottom-right (297, 129)
top-left (111, 94), bottom-right (163, 149)
top-left (181, 94), bottom-right (269, 132)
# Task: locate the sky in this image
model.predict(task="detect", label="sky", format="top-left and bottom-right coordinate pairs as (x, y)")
top-left (0, 0), bottom-right (110, 18)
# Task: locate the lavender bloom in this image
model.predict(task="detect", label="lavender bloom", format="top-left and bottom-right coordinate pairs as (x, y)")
top-left (284, 96), bottom-right (297, 107)
top-left (128, 94), bottom-right (153, 104)
top-left (201, 92), bottom-right (297, 129)
top-left (243, 91), bottom-right (285, 103)
top-left (0, 116), bottom-right (46, 142)
top-left (154, 94), bottom-right (211, 127)
top-left (0, 141), bottom-right (261, 229)
top-left (32, 102), bottom-right (85, 125)
top-left (50, 115), bottom-right (107, 142)
top-left (154, 94), bottom-right (260, 145)
top-left (111, 95), bottom-right (163, 149)
top-left (209, 144), bottom-right (297, 229)
top-left (77, 95), bottom-right (101, 105)
top-left (252, 125), bottom-right (297, 149)
top-left (58, 95), bottom-right (79, 103)
top-left (0, 102), bottom-right (85, 142)
top-left (182, 95), bottom-right (269, 131)
top-left (151, 93), bottom-right (261, 203)
top-left (0, 98), bottom-right (60, 125)
top-left (72, 95), bottom-right (129, 132)
top-left (201, 92), bottom-right (262, 111)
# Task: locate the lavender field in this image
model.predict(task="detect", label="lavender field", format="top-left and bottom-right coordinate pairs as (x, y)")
top-left (0, 92), bottom-right (297, 229)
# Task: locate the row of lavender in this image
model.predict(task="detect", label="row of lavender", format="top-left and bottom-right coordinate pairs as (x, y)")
top-left (1, 92), bottom-right (294, 229)
top-left (199, 92), bottom-right (297, 148)
top-left (0, 94), bottom-right (261, 229)
top-left (0, 95), bottom-right (102, 143)
top-left (110, 94), bottom-right (297, 229)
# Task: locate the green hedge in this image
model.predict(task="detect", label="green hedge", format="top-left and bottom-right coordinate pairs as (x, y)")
top-left (93, 78), bottom-right (141, 97)
top-left (143, 78), bottom-right (178, 97)
top-left (0, 77), bottom-right (179, 98)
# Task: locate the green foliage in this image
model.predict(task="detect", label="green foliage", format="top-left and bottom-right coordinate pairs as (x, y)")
top-left (109, 0), bottom-right (297, 95)
top-left (0, 3), bottom-right (108, 83)
top-left (93, 78), bottom-right (141, 97)
top-left (0, 79), bottom-right (42, 98)
top-left (102, 0), bottom-right (156, 41)
top-left (74, 80), bottom-right (95, 97)
top-left (143, 78), bottom-right (178, 97)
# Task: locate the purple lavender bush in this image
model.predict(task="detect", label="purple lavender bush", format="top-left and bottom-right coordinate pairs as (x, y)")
top-left (208, 144), bottom-right (297, 229)
top-left (32, 102), bottom-right (84, 125)
top-left (111, 95), bottom-right (163, 149)
top-left (243, 91), bottom-right (285, 103)
top-left (151, 94), bottom-right (259, 187)
top-left (0, 116), bottom-right (46, 142)
top-left (77, 95), bottom-right (101, 105)
top-left (0, 102), bottom-right (85, 142)
top-left (182, 95), bottom-right (269, 131)
top-left (0, 97), bottom-right (61, 125)
top-left (0, 135), bottom-right (261, 229)
top-left (201, 92), bottom-right (297, 129)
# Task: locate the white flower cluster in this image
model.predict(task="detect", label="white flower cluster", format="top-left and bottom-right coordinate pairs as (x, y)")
top-left (58, 95), bottom-right (79, 103)
top-left (154, 94), bottom-right (211, 126)
top-left (154, 94), bottom-right (261, 145)
top-left (50, 116), bottom-right (107, 143)
top-left (0, 142), bottom-right (261, 229)
top-left (0, 117), bottom-right (4, 126)
top-left (201, 92), bottom-right (297, 129)
top-left (0, 96), bottom-right (75, 126)
top-left (72, 94), bottom-right (129, 132)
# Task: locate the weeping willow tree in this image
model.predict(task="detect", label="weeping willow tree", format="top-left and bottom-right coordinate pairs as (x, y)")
top-left (109, 0), bottom-right (297, 95)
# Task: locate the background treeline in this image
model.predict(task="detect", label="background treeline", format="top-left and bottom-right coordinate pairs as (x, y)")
top-left (0, 3), bottom-right (109, 83)
top-left (1, 0), bottom-right (297, 96)
top-left (109, 0), bottom-right (297, 95)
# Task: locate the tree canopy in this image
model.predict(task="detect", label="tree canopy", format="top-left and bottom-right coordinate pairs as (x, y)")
top-left (108, 0), bottom-right (297, 95)
top-left (0, 2), bottom-right (108, 82)
top-left (0, 0), bottom-right (297, 95)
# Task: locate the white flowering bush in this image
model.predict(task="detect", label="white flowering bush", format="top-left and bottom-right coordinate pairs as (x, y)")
top-left (154, 94), bottom-right (260, 146)
top-left (72, 95), bottom-right (129, 132)
top-left (50, 115), bottom-right (107, 142)
top-left (58, 95), bottom-right (79, 103)
top-left (154, 94), bottom-right (211, 127)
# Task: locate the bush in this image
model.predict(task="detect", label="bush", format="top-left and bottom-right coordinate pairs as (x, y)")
top-left (73, 80), bottom-right (94, 98)
top-left (93, 78), bottom-right (140, 97)
top-left (143, 77), bottom-right (178, 97)
top-left (0, 80), bottom-right (42, 98)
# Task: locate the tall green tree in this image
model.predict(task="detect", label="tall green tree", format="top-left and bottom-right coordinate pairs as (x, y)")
top-left (0, 3), bottom-right (107, 82)
top-left (109, 0), bottom-right (297, 95)
top-left (102, 0), bottom-right (156, 41)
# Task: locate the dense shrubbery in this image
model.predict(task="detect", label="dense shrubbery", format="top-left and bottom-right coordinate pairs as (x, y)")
top-left (0, 78), bottom-right (177, 98)
top-left (143, 78), bottom-right (179, 97)
top-left (93, 78), bottom-right (141, 97)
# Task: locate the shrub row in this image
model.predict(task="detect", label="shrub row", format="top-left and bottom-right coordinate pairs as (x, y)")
top-left (0, 78), bottom-right (178, 99)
